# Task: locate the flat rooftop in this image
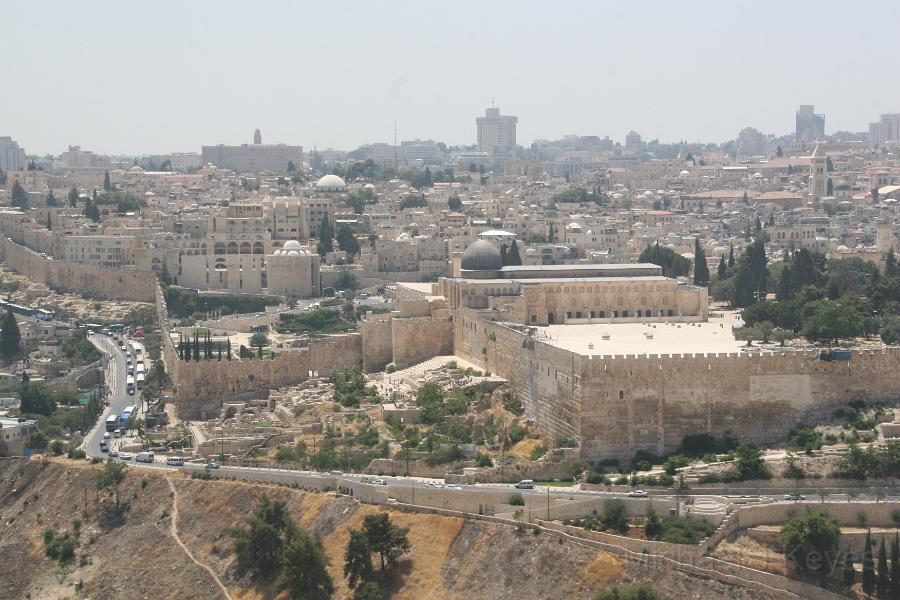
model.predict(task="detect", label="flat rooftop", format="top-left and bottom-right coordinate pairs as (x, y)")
top-left (456, 276), bottom-right (674, 284)
top-left (534, 314), bottom-right (743, 356)
top-left (500, 263), bottom-right (662, 272)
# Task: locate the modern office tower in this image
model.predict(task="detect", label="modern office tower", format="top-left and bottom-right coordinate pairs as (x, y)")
top-left (476, 106), bottom-right (517, 157)
top-left (795, 105), bottom-right (825, 143)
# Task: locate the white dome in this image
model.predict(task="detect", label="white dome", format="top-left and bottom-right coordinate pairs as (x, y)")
top-left (316, 174), bottom-right (347, 191)
top-left (679, 170), bottom-right (690, 176)
top-left (643, 190), bottom-right (654, 198)
top-left (837, 245), bottom-right (849, 251)
top-left (286, 250), bottom-right (300, 257)
top-left (364, 183), bottom-right (375, 189)
top-left (283, 240), bottom-right (302, 250)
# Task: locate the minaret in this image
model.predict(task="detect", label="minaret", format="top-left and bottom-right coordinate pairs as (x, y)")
top-left (808, 143), bottom-right (827, 202)
top-left (253, 129), bottom-right (262, 145)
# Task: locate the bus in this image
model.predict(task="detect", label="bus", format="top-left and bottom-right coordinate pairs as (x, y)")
top-left (118, 405), bottom-right (137, 429)
top-left (130, 342), bottom-right (142, 357)
top-left (105, 414), bottom-right (118, 432)
top-left (126, 375), bottom-right (135, 395)
top-left (136, 372), bottom-right (145, 389)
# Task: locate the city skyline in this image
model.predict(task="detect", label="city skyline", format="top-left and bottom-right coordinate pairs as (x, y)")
top-left (4, 0), bottom-right (899, 156)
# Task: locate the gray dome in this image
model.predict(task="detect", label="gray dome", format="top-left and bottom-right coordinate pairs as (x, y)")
top-left (461, 240), bottom-right (502, 271)
top-left (834, 179), bottom-right (851, 191)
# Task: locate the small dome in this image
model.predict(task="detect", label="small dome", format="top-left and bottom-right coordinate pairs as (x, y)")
top-left (679, 170), bottom-right (690, 177)
top-left (283, 240), bottom-right (302, 250)
top-left (461, 240), bottom-right (502, 271)
top-left (286, 250), bottom-right (300, 257)
top-left (316, 174), bottom-right (347, 192)
top-left (837, 245), bottom-right (849, 251)
top-left (364, 183), bottom-right (375, 190)
top-left (834, 179), bottom-right (851, 191)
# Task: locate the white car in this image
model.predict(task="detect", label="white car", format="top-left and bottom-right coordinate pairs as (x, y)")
top-left (372, 478), bottom-right (388, 486)
top-left (108, 449), bottom-right (119, 458)
top-left (628, 490), bottom-right (649, 498)
top-left (118, 452), bottom-right (132, 460)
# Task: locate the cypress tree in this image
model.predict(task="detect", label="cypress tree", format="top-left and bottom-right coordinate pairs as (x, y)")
top-left (717, 255), bottom-right (727, 280)
top-left (193, 330), bottom-right (200, 362)
top-left (844, 551), bottom-right (855, 588)
top-left (879, 538), bottom-right (890, 598)
top-left (728, 243), bottom-right (735, 268)
top-left (891, 534), bottom-right (900, 600)
top-left (693, 238), bottom-right (709, 286)
top-left (227, 338), bottom-right (232, 361)
top-left (508, 239), bottom-right (522, 266)
top-left (864, 531), bottom-right (876, 595)
top-left (184, 338), bottom-right (191, 362)
top-left (886, 249), bottom-right (898, 278)
top-left (103, 170), bottom-right (111, 192)
top-left (217, 342), bottom-right (222, 361)
top-left (0, 310), bottom-right (22, 359)
top-left (777, 265), bottom-right (794, 301)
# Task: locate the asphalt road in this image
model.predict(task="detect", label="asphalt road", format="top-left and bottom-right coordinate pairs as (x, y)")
top-left (83, 333), bottom-right (139, 457)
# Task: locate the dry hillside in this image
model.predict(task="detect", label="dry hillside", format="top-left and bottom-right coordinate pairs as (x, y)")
top-left (0, 458), bottom-right (780, 600)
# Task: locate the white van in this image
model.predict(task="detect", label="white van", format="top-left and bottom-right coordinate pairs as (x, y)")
top-left (166, 456), bottom-right (185, 466)
top-left (514, 479), bottom-right (534, 489)
top-left (102, 431), bottom-right (111, 440)
top-left (136, 451), bottom-right (154, 463)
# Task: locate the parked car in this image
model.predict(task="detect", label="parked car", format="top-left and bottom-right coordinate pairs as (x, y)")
top-left (108, 449), bottom-right (119, 458)
top-left (372, 478), bottom-right (388, 486)
top-left (205, 462), bottom-right (220, 469)
top-left (119, 452), bottom-right (132, 460)
top-left (628, 490), bottom-right (649, 498)
top-left (515, 479), bottom-right (534, 489)
top-left (784, 493), bottom-right (806, 501)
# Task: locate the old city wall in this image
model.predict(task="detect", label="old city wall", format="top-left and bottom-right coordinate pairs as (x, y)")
top-left (390, 315), bottom-right (453, 368)
top-left (0, 238), bottom-right (155, 302)
top-left (577, 348), bottom-right (900, 462)
top-left (360, 316), bottom-right (393, 373)
top-left (174, 334), bottom-right (363, 418)
top-left (451, 310), bottom-right (900, 463)
top-left (452, 310), bottom-right (582, 443)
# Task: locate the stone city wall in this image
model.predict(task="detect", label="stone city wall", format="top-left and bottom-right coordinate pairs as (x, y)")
top-left (173, 334), bottom-right (363, 418)
top-left (360, 316), bottom-right (393, 373)
top-left (390, 316), bottom-right (453, 368)
top-left (0, 238), bottom-right (155, 302)
top-left (452, 309), bottom-right (900, 462)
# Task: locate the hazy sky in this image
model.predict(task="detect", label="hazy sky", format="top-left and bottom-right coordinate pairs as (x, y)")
top-left (4, 0), bottom-right (898, 156)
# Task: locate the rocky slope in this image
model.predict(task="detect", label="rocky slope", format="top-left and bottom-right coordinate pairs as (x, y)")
top-left (0, 458), bottom-right (780, 600)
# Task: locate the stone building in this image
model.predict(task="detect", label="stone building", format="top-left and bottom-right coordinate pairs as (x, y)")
top-left (265, 240), bottom-right (320, 298)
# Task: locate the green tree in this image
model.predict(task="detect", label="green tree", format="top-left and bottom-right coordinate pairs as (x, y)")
top-left (336, 270), bottom-right (359, 291)
top-left (693, 239), bottom-right (709, 286)
top-left (780, 508), bottom-right (840, 575)
top-left (886, 249), bottom-right (898, 278)
top-left (344, 529), bottom-right (374, 589)
top-left (277, 529), bottom-right (334, 600)
top-left (67, 186), bottom-right (79, 207)
top-left (46, 190), bottom-right (57, 207)
top-left (230, 495), bottom-right (295, 579)
top-left (878, 538), bottom-right (890, 598)
top-left (316, 214), bottom-right (334, 257)
top-left (337, 224), bottom-right (361, 256)
top-left (352, 582), bottom-right (383, 600)
top-left (601, 499), bottom-right (629, 533)
top-left (594, 585), bottom-right (664, 600)
top-left (249, 332), bottom-right (269, 348)
top-left (96, 459), bottom-right (127, 507)
top-left (19, 381), bottom-right (55, 415)
top-left (10, 180), bottom-right (28, 208)
top-left (644, 504), bottom-right (663, 539)
top-left (716, 255), bottom-right (727, 280)
top-left (507, 239), bottom-right (522, 266)
top-left (103, 170), bottom-right (111, 192)
top-left (864, 531), bottom-right (876, 595)
top-left (447, 194), bottom-right (462, 211)
top-left (801, 299), bottom-right (863, 344)
top-left (0, 309), bottom-right (22, 359)
top-left (362, 513), bottom-right (410, 571)
top-left (844, 551), bottom-right (856, 588)
top-left (735, 442), bottom-right (769, 480)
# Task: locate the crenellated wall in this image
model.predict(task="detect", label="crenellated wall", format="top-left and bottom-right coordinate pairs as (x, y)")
top-left (173, 334), bottom-right (363, 418)
top-left (451, 309), bottom-right (900, 462)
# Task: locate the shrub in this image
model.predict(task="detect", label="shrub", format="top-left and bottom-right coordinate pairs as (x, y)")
top-left (556, 437), bottom-right (578, 448)
top-left (586, 471), bottom-right (609, 485)
top-left (601, 500), bottom-right (629, 534)
top-left (529, 445), bottom-right (548, 461)
top-left (476, 452), bottom-right (493, 468)
top-left (507, 424), bottom-right (525, 444)
top-left (508, 494), bottom-right (525, 506)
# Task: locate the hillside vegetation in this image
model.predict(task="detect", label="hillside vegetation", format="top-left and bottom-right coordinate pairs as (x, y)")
top-left (0, 458), bottom-right (780, 599)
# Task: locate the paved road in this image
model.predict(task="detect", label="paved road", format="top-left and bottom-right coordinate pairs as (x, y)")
top-left (83, 333), bottom-right (140, 457)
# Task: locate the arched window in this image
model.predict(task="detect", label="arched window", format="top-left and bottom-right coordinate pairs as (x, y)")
top-left (253, 242), bottom-right (264, 254)
top-left (240, 242), bottom-right (251, 254)
top-left (226, 242), bottom-right (238, 254)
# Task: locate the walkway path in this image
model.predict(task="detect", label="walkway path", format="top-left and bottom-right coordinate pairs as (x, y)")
top-left (166, 477), bottom-right (233, 600)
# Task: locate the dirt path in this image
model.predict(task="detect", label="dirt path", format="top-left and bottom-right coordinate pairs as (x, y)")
top-left (166, 477), bottom-right (233, 600)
